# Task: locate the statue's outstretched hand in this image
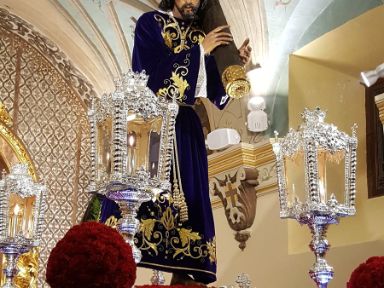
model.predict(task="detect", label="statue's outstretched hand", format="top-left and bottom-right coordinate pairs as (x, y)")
top-left (239, 38), bottom-right (252, 65)
top-left (202, 25), bottom-right (233, 55)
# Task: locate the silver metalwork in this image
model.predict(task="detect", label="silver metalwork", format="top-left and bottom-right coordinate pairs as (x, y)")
top-left (273, 108), bottom-right (357, 288)
top-left (235, 273), bottom-right (252, 288)
top-left (150, 270), bottom-right (166, 285)
top-left (0, 164), bottom-right (47, 288)
top-left (88, 69), bottom-right (178, 262)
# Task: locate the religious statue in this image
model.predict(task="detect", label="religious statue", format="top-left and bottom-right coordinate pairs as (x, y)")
top-left (84, 0), bottom-right (251, 285)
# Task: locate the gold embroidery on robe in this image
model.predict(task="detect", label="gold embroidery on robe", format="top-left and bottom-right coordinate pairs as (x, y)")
top-left (206, 237), bottom-right (217, 264)
top-left (156, 54), bottom-right (191, 101)
top-left (154, 14), bottom-right (205, 54)
top-left (105, 215), bottom-right (118, 229)
top-left (136, 194), bottom-right (216, 263)
top-left (154, 13), bottom-right (205, 102)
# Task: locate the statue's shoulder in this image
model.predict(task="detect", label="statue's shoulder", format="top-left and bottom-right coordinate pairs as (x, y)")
top-left (138, 10), bottom-right (168, 23)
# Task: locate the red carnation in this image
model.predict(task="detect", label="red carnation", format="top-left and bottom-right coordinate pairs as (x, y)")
top-left (46, 221), bottom-right (136, 288)
top-left (347, 256), bottom-right (384, 288)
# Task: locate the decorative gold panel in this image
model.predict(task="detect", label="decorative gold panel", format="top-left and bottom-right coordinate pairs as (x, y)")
top-left (0, 9), bottom-right (93, 287)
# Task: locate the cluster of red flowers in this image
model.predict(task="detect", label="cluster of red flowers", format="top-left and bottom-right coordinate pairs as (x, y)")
top-left (46, 221), bottom-right (136, 288)
top-left (347, 256), bottom-right (384, 288)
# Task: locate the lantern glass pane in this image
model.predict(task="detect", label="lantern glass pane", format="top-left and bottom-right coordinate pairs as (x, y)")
top-left (97, 117), bottom-right (112, 179)
top-left (127, 114), bottom-right (162, 176)
top-left (284, 153), bottom-right (306, 206)
top-left (8, 194), bottom-right (35, 238)
top-left (321, 151), bottom-right (345, 204)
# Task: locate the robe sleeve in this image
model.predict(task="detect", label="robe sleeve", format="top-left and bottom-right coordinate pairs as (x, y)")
top-left (132, 13), bottom-right (201, 105)
top-left (205, 55), bottom-right (230, 110)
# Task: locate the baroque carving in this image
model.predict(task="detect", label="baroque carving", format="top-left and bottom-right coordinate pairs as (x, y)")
top-left (210, 167), bottom-right (258, 250)
top-left (0, 8), bottom-right (96, 104)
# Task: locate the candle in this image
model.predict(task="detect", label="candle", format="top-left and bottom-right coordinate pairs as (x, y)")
top-left (128, 134), bottom-right (136, 174)
top-left (27, 217), bottom-right (34, 238)
top-left (319, 179), bottom-right (326, 203)
top-left (8, 216), bottom-right (13, 237)
top-left (318, 152), bottom-right (327, 203)
top-left (291, 183), bottom-right (298, 204)
top-left (13, 204), bottom-right (20, 237)
top-left (128, 135), bottom-right (135, 147)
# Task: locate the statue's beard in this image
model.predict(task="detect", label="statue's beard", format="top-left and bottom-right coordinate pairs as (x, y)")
top-left (176, 3), bottom-right (198, 20)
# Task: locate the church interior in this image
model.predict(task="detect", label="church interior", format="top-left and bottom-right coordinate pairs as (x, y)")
top-left (0, 0), bottom-right (384, 287)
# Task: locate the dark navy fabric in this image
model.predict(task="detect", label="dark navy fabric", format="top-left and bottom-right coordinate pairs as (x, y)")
top-left (99, 10), bottom-right (229, 284)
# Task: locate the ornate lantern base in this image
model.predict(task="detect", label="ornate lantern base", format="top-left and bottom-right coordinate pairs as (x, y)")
top-left (0, 242), bottom-right (31, 288)
top-left (300, 214), bottom-right (337, 288)
top-left (106, 184), bottom-right (152, 263)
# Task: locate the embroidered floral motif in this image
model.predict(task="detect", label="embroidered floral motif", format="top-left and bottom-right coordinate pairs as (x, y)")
top-left (135, 194), bottom-right (215, 263)
top-left (157, 54), bottom-right (191, 101)
top-left (140, 218), bottom-right (156, 239)
top-left (170, 72), bottom-right (189, 97)
top-left (160, 207), bottom-right (175, 231)
top-left (162, 30), bottom-right (175, 49)
top-left (154, 14), bottom-right (205, 54)
top-left (154, 13), bottom-right (205, 102)
top-left (105, 215), bottom-right (118, 229)
top-left (206, 237), bottom-right (217, 264)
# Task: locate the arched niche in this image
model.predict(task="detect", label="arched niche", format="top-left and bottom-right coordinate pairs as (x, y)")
top-left (0, 8), bottom-right (93, 287)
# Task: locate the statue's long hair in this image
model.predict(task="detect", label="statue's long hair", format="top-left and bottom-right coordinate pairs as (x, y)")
top-left (159, 0), bottom-right (207, 13)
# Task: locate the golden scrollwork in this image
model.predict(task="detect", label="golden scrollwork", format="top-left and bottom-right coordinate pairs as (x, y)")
top-left (104, 215), bottom-right (118, 229)
top-left (0, 102), bottom-right (12, 127)
top-left (0, 113), bottom-right (37, 181)
top-left (157, 54), bottom-right (191, 101)
top-left (13, 248), bottom-right (39, 288)
top-left (154, 13), bottom-right (205, 54)
top-left (154, 12), bottom-right (206, 102)
top-left (136, 194), bottom-right (216, 263)
top-left (206, 237), bottom-right (217, 264)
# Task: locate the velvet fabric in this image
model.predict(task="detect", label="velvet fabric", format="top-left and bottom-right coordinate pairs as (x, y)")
top-left (97, 10), bottom-right (229, 284)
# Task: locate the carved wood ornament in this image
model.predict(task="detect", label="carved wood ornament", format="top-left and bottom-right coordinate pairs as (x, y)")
top-left (210, 167), bottom-right (258, 250)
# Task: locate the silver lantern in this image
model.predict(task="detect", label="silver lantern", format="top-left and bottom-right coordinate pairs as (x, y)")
top-left (273, 108), bottom-right (357, 288)
top-left (0, 164), bottom-right (47, 288)
top-left (88, 69), bottom-right (177, 262)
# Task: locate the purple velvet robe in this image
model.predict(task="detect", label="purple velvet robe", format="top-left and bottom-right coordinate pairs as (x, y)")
top-left (99, 10), bottom-right (229, 284)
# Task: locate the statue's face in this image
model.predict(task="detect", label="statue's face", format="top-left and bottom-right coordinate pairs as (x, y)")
top-left (174, 0), bottom-right (200, 20)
